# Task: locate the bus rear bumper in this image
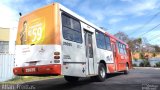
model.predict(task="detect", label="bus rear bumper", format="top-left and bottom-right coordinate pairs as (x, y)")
top-left (13, 64), bottom-right (61, 76)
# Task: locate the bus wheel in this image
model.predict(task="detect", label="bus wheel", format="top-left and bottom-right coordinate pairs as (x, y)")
top-left (94, 63), bottom-right (106, 82)
top-left (124, 64), bottom-right (129, 74)
top-left (64, 76), bottom-right (79, 83)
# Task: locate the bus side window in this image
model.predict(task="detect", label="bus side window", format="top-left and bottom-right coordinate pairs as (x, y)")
top-left (95, 31), bottom-right (106, 50)
top-left (117, 42), bottom-right (120, 54)
top-left (105, 36), bottom-right (111, 51)
top-left (62, 13), bottom-right (82, 43)
top-left (123, 44), bottom-right (127, 55)
top-left (117, 42), bottom-right (127, 55)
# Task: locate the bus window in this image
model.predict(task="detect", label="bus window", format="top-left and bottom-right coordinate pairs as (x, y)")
top-left (62, 14), bottom-right (71, 28)
top-left (96, 31), bottom-right (106, 49)
top-left (62, 13), bottom-right (82, 43)
top-left (105, 36), bottom-right (111, 51)
top-left (120, 43), bottom-right (124, 54)
top-left (123, 44), bottom-right (127, 55)
top-left (117, 42), bottom-right (127, 55)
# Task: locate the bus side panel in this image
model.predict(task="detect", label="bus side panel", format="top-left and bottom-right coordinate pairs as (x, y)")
top-left (107, 64), bottom-right (116, 73)
top-left (96, 48), bottom-right (114, 73)
top-left (60, 13), bottom-right (86, 77)
top-left (61, 39), bottom-right (86, 77)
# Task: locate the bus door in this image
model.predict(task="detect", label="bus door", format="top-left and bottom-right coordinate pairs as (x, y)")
top-left (116, 42), bottom-right (126, 71)
top-left (84, 30), bottom-right (94, 75)
top-left (111, 43), bottom-right (117, 71)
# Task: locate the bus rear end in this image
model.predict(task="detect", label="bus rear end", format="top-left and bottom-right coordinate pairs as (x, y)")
top-left (13, 3), bottom-right (62, 76)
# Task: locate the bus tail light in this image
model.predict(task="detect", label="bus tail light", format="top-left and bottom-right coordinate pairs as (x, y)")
top-left (54, 52), bottom-right (60, 63)
top-left (54, 56), bottom-right (60, 59)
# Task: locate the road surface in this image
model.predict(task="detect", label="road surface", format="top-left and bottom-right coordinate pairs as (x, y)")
top-left (1, 67), bottom-right (160, 90)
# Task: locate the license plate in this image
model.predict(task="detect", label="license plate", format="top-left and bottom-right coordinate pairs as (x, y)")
top-left (25, 68), bottom-right (36, 72)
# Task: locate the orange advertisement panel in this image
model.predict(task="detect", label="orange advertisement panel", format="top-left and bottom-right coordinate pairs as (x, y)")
top-left (16, 3), bottom-right (60, 45)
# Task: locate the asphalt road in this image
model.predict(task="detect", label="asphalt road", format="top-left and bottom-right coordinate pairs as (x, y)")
top-left (3, 67), bottom-right (160, 90)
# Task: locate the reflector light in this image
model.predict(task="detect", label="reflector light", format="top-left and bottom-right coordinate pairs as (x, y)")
top-left (54, 52), bottom-right (60, 55)
top-left (15, 70), bottom-right (17, 72)
top-left (54, 60), bottom-right (60, 63)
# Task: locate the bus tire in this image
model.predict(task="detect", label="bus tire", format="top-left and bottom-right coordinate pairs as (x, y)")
top-left (94, 63), bottom-right (106, 82)
top-left (64, 76), bottom-right (79, 83)
top-left (124, 64), bottom-right (129, 74)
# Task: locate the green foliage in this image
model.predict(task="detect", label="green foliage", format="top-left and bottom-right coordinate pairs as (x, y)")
top-left (133, 57), bottom-right (138, 61)
top-left (139, 60), bottom-right (151, 67)
top-left (152, 53), bottom-right (156, 57)
top-left (137, 38), bottom-right (142, 44)
top-left (132, 64), bottom-right (137, 67)
top-left (155, 62), bottom-right (160, 67)
top-left (139, 52), bottom-right (145, 59)
top-left (153, 45), bottom-right (160, 52)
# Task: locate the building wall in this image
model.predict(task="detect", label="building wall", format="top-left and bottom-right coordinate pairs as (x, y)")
top-left (0, 27), bottom-right (17, 82)
top-left (0, 27), bottom-right (10, 53)
top-left (0, 54), bottom-right (15, 82)
top-left (0, 27), bottom-right (9, 41)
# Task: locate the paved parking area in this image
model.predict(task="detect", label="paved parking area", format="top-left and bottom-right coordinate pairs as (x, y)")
top-left (1, 67), bottom-right (160, 90)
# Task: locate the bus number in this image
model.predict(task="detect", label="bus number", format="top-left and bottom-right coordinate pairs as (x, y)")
top-left (63, 42), bottom-right (72, 46)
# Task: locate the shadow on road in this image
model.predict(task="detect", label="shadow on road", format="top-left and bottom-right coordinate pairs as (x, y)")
top-left (19, 73), bottom-right (124, 90)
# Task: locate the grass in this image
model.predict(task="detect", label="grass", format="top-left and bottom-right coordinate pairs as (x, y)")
top-left (0, 76), bottom-right (63, 84)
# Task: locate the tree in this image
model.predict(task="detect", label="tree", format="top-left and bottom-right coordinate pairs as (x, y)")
top-left (136, 38), bottom-right (142, 45)
top-left (152, 53), bottom-right (156, 57)
top-left (139, 52), bottom-right (145, 59)
top-left (114, 31), bottom-right (142, 52)
top-left (153, 45), bottom-right (160, 52)
top-left (114, 31), bottom-right (129, 43)
top-left (131, 38), bottom-right (143, 52)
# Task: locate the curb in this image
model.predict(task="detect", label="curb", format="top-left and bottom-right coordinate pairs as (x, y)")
top-left (133, 67), bottom-right (160, 69)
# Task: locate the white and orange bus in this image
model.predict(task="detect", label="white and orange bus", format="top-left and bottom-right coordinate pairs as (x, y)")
top-left (13, 3), bottom-right (132, 82)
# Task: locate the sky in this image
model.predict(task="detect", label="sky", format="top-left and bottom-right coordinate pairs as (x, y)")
top-left (1, 0), bottom-right (160, 45)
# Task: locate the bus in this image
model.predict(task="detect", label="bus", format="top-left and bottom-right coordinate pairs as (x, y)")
top-left (13, 3), bottom-right (132, 82)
